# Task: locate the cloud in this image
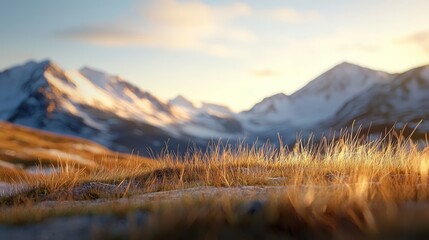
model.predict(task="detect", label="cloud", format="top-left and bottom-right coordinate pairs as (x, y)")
top-left (401, 31), bottom-right (429, 53)
top-left (58, 1), bottom-right (323, 56)
top-left (262, 8), bottom-right (322, 23)
top-left (60, 27), bottom-right (148, 46)
top-left (251, 69), bottom-right (279, 77)
top-left (59, 0), bottom-right (254, 57)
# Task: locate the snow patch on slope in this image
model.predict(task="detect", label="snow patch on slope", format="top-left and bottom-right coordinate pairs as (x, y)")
top-left (0, 61), bottom-right (47, 119)
top-left (241, 62), bottom-right (393, 128)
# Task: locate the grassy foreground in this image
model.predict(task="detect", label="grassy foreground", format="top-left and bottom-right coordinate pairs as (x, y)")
top-left (1, 126), bottom-right (429, 239)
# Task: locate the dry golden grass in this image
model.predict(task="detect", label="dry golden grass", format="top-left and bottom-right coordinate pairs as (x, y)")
top-left (0, 121), bottom-right (159, 184)
top-left (2, 124), bottom-right (429, 196)
top-left (1, 122), bottom-right (429, 238)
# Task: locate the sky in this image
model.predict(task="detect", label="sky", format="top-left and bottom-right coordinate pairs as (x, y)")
top-left (1, 0), bottom-right (429, 111)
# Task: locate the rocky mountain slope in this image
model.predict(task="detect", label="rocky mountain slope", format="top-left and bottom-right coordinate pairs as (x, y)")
top-left (1, 59), bottom-right (428, 154)
top-left (0, 60), bottom-right (241, 154)
top-left (324, 65), bottom-right (429, 139)
top-left (240, 62), bottom-right (393, 131)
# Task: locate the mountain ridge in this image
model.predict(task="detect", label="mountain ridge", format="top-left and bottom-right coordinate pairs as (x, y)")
top-left (240, 61), bottom-right (394, 130)
top-left (1, 59), bottom-right (428, 154)
top-left (323, 64), bottom-right (429, 136)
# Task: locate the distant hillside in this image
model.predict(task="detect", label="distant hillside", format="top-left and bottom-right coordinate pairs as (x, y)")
top-left (0, 60), bottom-right (428, 154)
top-left (0, 122), bottom-right (156, 182)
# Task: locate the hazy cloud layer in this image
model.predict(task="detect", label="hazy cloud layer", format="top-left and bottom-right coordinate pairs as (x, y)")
top-left (262, 8), bottom-right (322, 22)
top-left (402, 31), bottom-right (429, 53)
top-left (59, 0), bottom-right (321, 57)
top-left (59, 0), bottom-right (254, 57)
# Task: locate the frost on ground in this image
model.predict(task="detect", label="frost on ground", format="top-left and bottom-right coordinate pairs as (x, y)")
top-left (0, 182), bottom-right (30, 197)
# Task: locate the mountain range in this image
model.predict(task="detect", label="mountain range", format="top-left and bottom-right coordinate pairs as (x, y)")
top-left (0, 60), bottom-right (428, 155)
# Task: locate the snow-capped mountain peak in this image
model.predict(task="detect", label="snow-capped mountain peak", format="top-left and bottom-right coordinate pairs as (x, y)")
top-left (78, 66), bottom-right (172, 116)
top-left (200, 102), bottom-right (233, 116)
top-left (169, 95), bottom-right (195, 109)
top-left (391, 65), bottom-right (429, 90)
top-left (80, 67), bottom-right (115, 87)
top-left (0, 59), bottom-right (60, 120)
top-left (0, 60), bottom-right (176, 129)
top-left (2, 60), bottom-right (248, 144)
top-left (242, 62), bottom-right (394, 128)
top-left (247, 93), bottom-right (291, 114)
top-left (3, 59), bottom-right (428, 155)
top-left (293, 62), bottom-right (391, 97)
top-left (336, 61), bottom-right (363, 68)
top-left (325, 64), bottom-right (429, 134)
